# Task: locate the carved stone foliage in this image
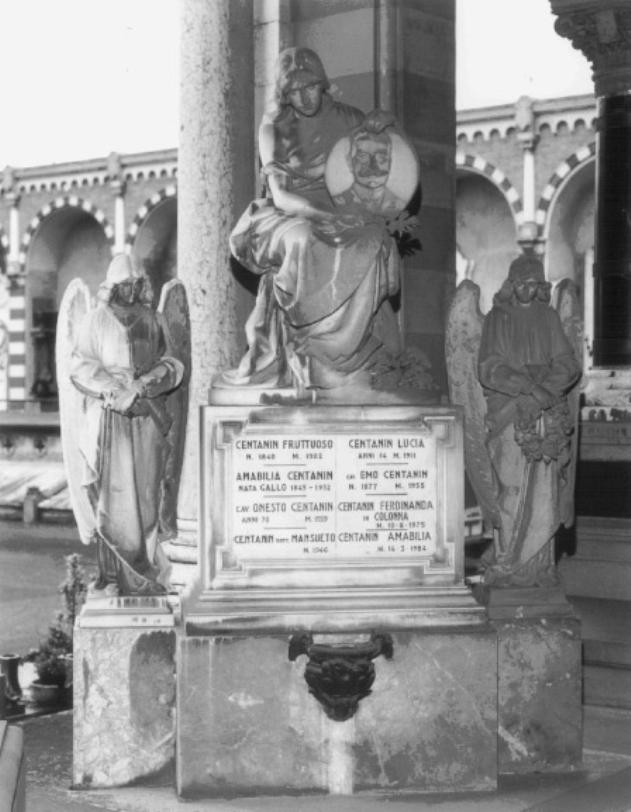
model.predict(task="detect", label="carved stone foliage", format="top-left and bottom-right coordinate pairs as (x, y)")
top-left (553, 5), bottom-right (631, 96)
top-left (288, 632), bottom-right (394, 722)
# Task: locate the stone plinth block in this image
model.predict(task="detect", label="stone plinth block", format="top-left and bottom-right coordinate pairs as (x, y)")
top-left (73, 625), bottom-right (176, 788)
top-left (490, 592), bottom-right (582, 775)
top-left (176, 627), bottom-right (497, 798)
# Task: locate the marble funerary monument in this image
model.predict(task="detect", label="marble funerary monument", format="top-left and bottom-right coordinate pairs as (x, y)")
top-left (61, 0), bottom-right (591, 800)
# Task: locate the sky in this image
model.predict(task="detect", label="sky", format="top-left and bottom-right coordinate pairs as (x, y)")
top-left (0, 0), bottom-right (593, 168)
top-left (456, 0), bottom-right (593, 109)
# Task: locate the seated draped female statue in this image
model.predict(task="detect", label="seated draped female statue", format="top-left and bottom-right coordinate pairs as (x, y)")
top-left (214, 47), bottom-right (421, 401)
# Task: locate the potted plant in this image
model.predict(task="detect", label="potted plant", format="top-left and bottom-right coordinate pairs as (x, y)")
top-left (24, 554), bottom-right (87, 707)
top-left (28, 628), bottom-right (71, 706)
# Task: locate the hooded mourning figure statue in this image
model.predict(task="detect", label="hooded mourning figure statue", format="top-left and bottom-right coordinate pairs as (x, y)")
top-left (446, 254), bottom-right (582, 587)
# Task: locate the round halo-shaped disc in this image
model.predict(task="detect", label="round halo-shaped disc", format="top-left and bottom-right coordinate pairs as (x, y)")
top-left (325, 128), bottom-right (419, 215)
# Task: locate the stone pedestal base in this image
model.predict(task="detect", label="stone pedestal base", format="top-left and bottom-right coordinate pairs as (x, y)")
top-left (486, 587), bottom-right (583, 775)
top-left (73, 600), bottom-right (176, 788)
top-left (176, 626), bottom-right (497, 798)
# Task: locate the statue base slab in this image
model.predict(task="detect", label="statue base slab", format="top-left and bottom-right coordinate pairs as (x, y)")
top-left (78, 595), bottom-right (177, 627)
top-left (186, 584), bottom-right (486, 634)
top-left (73, 603), bottom-right (176, 788)
top-left (485, 587), bottom-right (583, 775)
top-left (176, 625), bottom-right (498, 798)
top-left (208, 382), bottom-right (439, 407)
top-left (209, 383), bottom-right (305, 406)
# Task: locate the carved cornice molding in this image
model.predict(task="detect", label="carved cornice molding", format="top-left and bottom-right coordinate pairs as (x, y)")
top-left (552, 4), bottom-right (631, 96)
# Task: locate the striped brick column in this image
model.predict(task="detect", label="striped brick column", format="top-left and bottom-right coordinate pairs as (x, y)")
top-left (396, 0), bottom-right (456, 390)
top-left (7, 279), bottom-right (26, 407)
top-left (292, 0), bottom-right (458, 392)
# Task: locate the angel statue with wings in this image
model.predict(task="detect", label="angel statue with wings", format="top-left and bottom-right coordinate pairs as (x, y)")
top-left (56, 255), bottom-right (190, 596)
top-left (446, 254), bottom-right (582, 588)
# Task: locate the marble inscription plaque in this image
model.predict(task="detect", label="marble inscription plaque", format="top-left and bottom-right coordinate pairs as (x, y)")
top-left (231, 432), bottom-right (437, 560)
top-left (199, 405), bottom-right (464, 592)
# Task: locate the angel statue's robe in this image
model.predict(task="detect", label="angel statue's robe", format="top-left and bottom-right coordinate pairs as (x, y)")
top-left (70, 301), bottom-right (183, 595)
top-left (478, 299), bottom-right (580, 585)
top-left (225, 93), bottom-right (402, 392)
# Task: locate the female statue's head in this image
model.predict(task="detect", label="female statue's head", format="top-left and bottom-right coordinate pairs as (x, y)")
top-left (275, 47), bottom-right (329, 117)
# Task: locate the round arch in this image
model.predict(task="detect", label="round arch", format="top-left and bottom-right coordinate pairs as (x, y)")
top-left (535, 142), bottom-right (596, 239)
top-left (456, 152), bottom-right (524, 226)
top-left (20, 199), bottom-right (114, 401)
top-left (456, 163), bottom-right (520, 314)
top-left (540, 149), bottom-right (595, 368)
top-left (19, 195), bottom-right (114, 272)
top-left (126, 186), bottom-right (177, 305)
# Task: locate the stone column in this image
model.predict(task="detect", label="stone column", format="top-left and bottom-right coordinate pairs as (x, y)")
top-left (254, 0), bottom-right (291, 142)
top-left (107, 153), bottom-right (126, 255)
top-left (5, 189), bottom-right (21, 279)
top-left (552, 2), bottom-right (631, 719)
top-left (514, 97), bottom-right (540, 253)
top-left (174, 0), bottom-right (255, 575)
top-left (374, 0), bottom-right (398, 113)
top-left (552, 1), bottom-right (631, 367)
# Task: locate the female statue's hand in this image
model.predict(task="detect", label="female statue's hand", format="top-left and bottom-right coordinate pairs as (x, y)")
top-left (305, 206), bottom-right (335, 222)
top-left (530, 383), bottom-right (557, 410)
top-left (363, 109), bottom-right (396, 133)
top-left (107, 380), bottom-right (144, 415)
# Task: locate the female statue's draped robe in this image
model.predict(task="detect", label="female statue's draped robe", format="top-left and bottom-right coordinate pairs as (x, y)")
top-left (478, 300), bottom-right (580, 584)
top-left (71, 302), bottom-right (183, 595)
top-left (227, 93), bottom-right (402, 391)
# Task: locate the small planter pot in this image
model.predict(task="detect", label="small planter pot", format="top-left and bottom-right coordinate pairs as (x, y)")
top-left (0, 653), bottom-right (23, 703)
top-left (29, 681), bottom-right (62, 707)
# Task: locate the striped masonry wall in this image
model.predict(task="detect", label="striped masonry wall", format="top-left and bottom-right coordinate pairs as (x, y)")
top-left (398, 0), bottom-right (456, 389)
top-left (289, 0), bottom-right (457, 390)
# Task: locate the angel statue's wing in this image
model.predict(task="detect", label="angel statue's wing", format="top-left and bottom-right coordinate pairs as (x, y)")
top-left (56, 278), bottom-right (94, 544)
top-left (445, 280), bottom-right (500, 528)
top-left (554, 278), bottom-right (583, 527)
top-left (157, 279), bottom-right (191, 538)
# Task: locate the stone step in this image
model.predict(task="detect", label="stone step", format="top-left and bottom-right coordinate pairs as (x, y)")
top-left (584, 639), bottom-right (631, 669)
top-left (0, 721), bottom-right (25, 812)
top-left (562, 595), bottom-right (631, 712)
top-left (560, 558), bottom-right (631, 601)
top-left (568, 597), bottom-right (631, 644)
top-left (584, 664), bottom-right (631, 711)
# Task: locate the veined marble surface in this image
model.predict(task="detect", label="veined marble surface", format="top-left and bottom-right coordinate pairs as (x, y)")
top-left (73, 626), bottom-right (176, 788)
top-left (176, 627), bottom-right (497, 797)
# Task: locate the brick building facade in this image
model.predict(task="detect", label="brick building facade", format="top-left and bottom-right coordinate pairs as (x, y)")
top-left (0, 149), bottom-right (177, 407)
top-left (456, 93), bottom-right (596, 357)
top-left (0, 93), bottom-right (600, 413)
